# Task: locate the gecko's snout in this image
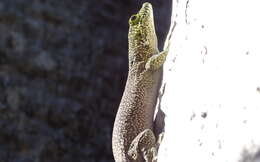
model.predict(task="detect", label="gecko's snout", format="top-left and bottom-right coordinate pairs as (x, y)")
top-left (142, 2), bottom-right (152, 9)
top-left (140, 2), bottom-right (153, 17)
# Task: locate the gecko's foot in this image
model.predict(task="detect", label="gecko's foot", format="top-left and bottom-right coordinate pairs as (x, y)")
top-left (128, 129), bottom-right (157, 162)
top-left (145, 50), bottom-right (168, 71)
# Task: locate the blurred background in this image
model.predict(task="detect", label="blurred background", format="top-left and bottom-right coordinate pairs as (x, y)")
top-left (0, 0), bottom-right (171, 161)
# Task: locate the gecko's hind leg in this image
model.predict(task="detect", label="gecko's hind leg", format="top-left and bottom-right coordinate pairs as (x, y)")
top-left (128, 129), bottom-right (157, 162)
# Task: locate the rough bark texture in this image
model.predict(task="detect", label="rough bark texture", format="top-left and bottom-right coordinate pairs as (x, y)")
top-left (0, 0), bottom-right (171, 162)
top-left (157, 0), bottom-right (260, 161)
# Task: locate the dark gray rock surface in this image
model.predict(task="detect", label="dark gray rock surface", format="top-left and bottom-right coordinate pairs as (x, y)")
top-left (0, 0), bottom-right (171, 161)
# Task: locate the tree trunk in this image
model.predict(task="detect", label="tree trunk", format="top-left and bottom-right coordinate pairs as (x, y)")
top-left (157, 0), bottom-right (260, 161)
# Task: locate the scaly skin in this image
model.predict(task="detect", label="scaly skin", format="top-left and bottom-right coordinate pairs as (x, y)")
top-left (112, 3), bottom-right (167, 162)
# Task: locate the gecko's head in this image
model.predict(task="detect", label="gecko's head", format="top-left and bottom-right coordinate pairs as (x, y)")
top-left (128, 2), bottom-right (158, 65)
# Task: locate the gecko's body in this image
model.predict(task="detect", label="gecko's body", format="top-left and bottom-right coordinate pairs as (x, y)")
top-left (112, 3), bottom-right (167, 162)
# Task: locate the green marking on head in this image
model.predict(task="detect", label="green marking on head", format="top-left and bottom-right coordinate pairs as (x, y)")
top-left (128, 2), bottom-right (158, 66)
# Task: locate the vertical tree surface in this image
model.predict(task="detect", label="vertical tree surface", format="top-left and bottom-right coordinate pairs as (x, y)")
top-left (157, 0), bottom-right (260, 161)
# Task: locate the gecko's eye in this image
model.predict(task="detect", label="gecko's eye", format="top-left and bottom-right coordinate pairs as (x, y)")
top-left (129, 14), bottom-right (139, 25)
top-left (130, 15), bottom-right (138, 21)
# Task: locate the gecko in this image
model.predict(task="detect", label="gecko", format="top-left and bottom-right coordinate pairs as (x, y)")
top-left (112, 2), bottom-right (168, 162)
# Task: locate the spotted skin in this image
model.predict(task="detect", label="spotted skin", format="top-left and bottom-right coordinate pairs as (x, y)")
top-left (112, 3), bottom-right (168, 162)
top-left (128, 129), bottom-right (157, 162)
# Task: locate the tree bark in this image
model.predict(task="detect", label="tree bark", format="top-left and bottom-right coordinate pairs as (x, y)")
top-left (157, 0), bottom-right (260, 161)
